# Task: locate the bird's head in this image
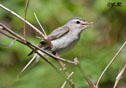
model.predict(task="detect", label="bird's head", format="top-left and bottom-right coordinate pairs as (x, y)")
top-left (65, 17), bottom-right (93, 32)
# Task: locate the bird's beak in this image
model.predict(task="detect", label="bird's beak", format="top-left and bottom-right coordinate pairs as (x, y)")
top-left (82, 21), bottom-right (93, 25)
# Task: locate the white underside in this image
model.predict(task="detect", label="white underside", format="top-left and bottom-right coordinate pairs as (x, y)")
top-left (36, 31), bottom-right (80, 60)
top-left (51, 31), bottom-right (80, 54)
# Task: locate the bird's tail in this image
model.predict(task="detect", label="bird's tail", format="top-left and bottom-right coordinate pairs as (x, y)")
top-left (18, 54), bottom-right (40, 78)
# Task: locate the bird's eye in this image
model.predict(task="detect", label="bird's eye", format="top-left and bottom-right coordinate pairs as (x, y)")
top-left (76, 21), bottom-right (80, 24)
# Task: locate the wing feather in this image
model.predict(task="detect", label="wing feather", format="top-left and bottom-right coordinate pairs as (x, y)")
top-left (27, 26), bottom-right (69, 56)
top-left (48, 26), bottom-right (69, 40)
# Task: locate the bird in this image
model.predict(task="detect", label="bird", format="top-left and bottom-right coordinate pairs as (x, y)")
top-left (18, 17), bottom-right (93, 77)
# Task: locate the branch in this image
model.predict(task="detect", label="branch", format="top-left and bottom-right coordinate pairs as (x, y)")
top-left (113, 64), bottom-right (126, 88)
top-left (29, 43), bottom-right (75, 64)
top-left (0, 25), bottom-right (59, 73)
top-left (33, 12), bottom-right (53, 48)
top-left (0, 3), bottom-right (76, 63)
top-left (0, 3), bottom-right (44, 38)
top-left (23, 0), bottom-right (30, 42)
top-left (0, 3), bottom-right (54, 49)
top-left (0, 23), bottom-right (77, 88)
top-left (0, 29), bottom-right (77, 88)
top-left (34, 12), bottom-right (47, 36)
top-left (74, 58), bottom-right (96, 88)
top-left (0, 22), bottom-right (77, 88)
top-left (0, 23), bottom-right (75, 64)
top-left (61, 72), bottom-right (74, 88)
top-left (96, 41), bottom-right (126, 87)
top-left (0, 4), bottom-right (77, 87)
top-left (53, 53), bottom-right (78, 88)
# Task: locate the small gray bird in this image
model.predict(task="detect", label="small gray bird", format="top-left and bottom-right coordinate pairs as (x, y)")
top-left (19, 17), bottom-right (93, 77)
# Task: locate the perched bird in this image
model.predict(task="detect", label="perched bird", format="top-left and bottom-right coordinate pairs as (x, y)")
top-left (19, 17), bottom-right (93, 77)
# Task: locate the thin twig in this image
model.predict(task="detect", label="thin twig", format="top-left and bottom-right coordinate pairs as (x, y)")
top-left (0, 23), bottom-right (25, 41)
top-left (0, 4), bottom-right (76, 63)
top-left (23, 0), bottom-right (30, 42)
top-left (0, 23), bottom-right (75, 87)
top-left (34, 12), bottom-right (47, 36)
top-left (0, 4), bottom-right (44, 38)
top-left (0, 28), bottom-right (77, 86)
top-left (0, 23), bottom-right (77, 88)
top-left (74, 58), bottom-right (96, 88)
top-left (96, 41), bottom-right (126, 87)
top-left (0, 3), bottom-right (54, 49)
top-left (55, 53), bottom-right (78, 88)
top-left (0, 23), bottom-right (75, 64)
top-left (61, 72), bottom-right (74, 88)
top-left (0, 27), bottom-right (59, 73)
top-left (0, 4), bottom-right (77, 87)
top-left (113, 64), bottom-right (126, 88)
top-left (33, 12), bottom-right (54, 48)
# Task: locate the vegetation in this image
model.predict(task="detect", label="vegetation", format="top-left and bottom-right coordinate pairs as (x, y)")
top-left (0, 0), bottom-right (126, 88)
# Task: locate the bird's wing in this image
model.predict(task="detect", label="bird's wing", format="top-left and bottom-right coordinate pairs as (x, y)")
top-left (48, 26), bottom-right (70, 40)
top-left (27, 26), bottom-right (69, 56)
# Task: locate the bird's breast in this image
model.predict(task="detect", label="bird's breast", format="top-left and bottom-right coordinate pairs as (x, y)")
top-left (51, 34), bottom-right (80, 54)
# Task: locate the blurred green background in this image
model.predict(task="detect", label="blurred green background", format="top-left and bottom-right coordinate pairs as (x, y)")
top-left (0, 0), bottom-right (126, 88)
